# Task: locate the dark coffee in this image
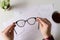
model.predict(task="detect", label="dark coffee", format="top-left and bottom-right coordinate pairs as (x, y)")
top-left (52, 11), bottom-right (60, 23)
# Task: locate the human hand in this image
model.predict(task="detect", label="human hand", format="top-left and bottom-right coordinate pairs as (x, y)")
top-left (36, 17), bottom-right (51, 39)
top-left (0, 22), bottom-right (16, 40)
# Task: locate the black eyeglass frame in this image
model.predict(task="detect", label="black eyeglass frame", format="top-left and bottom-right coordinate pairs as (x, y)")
top-left (15, 17), bottom-right (36, 27)
top-left (14, 17), bottom-right (39, 34)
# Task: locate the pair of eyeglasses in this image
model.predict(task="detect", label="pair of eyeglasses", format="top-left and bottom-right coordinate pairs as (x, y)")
top-left (14, 17), bottom-right (39, 34)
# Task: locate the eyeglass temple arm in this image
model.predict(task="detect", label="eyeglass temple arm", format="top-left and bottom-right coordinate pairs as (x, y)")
top-left (35, 17), bottom-right (40, 30)
top-left (38, 23), bottom-right (40, 30)
top-left (14, 29), bottom-right (17, 34)
top-left (14, 22), bottom-right (17, 34)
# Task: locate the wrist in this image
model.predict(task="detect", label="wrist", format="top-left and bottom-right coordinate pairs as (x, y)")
top-left (43, 35), bottom-right (54, 40)
top-left (43, 33), bottom-right (51, 39)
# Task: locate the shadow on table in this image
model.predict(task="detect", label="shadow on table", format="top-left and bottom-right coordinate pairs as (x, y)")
top-left (10, 1), bottom-right (28, 10)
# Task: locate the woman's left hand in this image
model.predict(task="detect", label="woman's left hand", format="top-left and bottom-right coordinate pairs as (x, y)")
top-left (0, 22), bottom-right (16, 40)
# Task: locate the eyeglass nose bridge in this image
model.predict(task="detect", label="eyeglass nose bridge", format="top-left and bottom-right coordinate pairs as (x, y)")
top-left (24, 20), bottom-right (29, 25)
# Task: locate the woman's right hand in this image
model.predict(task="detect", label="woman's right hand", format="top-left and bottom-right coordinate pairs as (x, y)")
top-left (36, 17), bottom-right (52, 39)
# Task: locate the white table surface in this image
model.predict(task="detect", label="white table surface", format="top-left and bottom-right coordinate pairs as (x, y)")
top-left (0, 0), bottom-right (60, 40)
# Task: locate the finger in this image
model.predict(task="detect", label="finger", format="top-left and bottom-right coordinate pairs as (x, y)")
top-left (43, 18), bottom-right (51, 25)
top-left (2, 22), bottom-right (16, 33)
top-left (9, 27), bottom-right (14, 33)
top-left (44, 18), bottom-right (50, 23)
top-left (9, 28), bottom-right (14, 36)
top-left (9, 24), bottom-right (15, 32)
top-left (8, 29), bottom-right (14, 38)
top-left (36, 17), bottom-right (46, 25)
top-left (11, 30), bottom-right (14, 37)
top-left (39, 22), bottom-right (43, 29)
